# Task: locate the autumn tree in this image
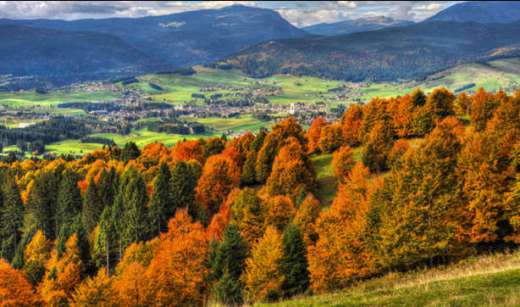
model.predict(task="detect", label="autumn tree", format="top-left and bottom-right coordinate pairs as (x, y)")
top-left (454, 92), bottom-right (471, 115)
top-left (341, 104), bottom-right (363, 147)
top-left (362, 120), bottom-right (395, 173)
top-left (372, 117), bottom-right (466, 270)
top-left (212, 224), bottom-right (249, 306)
top-left (0, 259), bottom-right (41, 305)
top-left (470, 88), bottom-right (500, 131)
top-left (23, 230), bottom-right (51, 285)
top-left (39, 234), bottom-right (83, 305)
top-left (244, 226), bottom-right (284, 303)
top-left (196, 155), bottom-right (240, 221)
top-left (318, 123), bottom-right (343, 153)
top-left (256, 117), bottom-right (305, 183)
top-left (293, 193), bottom-right (321, 245)
top-left (230, 188), bottom-right (266, 244)
top-left (280, 223), bottom-right (309, 298)
top-left (424, 87), bottom-right (455, 122)
top-left (266, 137), bottom-right (315, 198)
top-left (145, 210), bottom-right (209, 306)
top-left (306, 116), bottom-right (327, 154)
top-left (265, 195), bottom-right (296, 232)
top-left (69, 268), bottom-right (113, 306)
top-left (332, 145), bottom-right (356, 182)
top-left (308, 163), bottom-right (376, 292)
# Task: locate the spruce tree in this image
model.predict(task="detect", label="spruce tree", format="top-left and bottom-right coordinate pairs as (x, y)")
top-left (241, 151), bottom-right (257, 185)
top-left (213, 224), bottom-right (249, 306)
top-left (56, 169), bottom-right (82, 235)
top-left (149, 163), bottom-right (172, 235)
top-left (120, 168), bottom-right (149, 248)
top-left (281, 223), bottom-right (309, 298)
top-left (94, 206), bottom-right (115, 273)
top-left (0, 173), bottom-right (24, 261)
top-left (97, 167), bottom-right (118, 209)
top-left (25, 171), bottom-right (57, 239)
top-left (82, 177), bottom-right (102, 234)
top-left (121, 142), bottom-right (140, 163)
top-left (170, 161), bottom-right (197, 218)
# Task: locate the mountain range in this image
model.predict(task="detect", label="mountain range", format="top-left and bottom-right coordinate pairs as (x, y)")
top-left (2, 1), bottom-right (520, 88)
top-left (303, 16), bottom-right (414, 36)
top-left (0, 5), bottom-right (306, 86)
top-left (220, 1), bottom-right (520, 81)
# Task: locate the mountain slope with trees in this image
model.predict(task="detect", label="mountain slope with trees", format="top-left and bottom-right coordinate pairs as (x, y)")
top-left (0, 86), bottom-right (518, 305)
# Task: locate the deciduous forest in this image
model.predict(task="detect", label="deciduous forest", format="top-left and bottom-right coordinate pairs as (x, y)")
top-left (0, 87), bottom-right (519, 306)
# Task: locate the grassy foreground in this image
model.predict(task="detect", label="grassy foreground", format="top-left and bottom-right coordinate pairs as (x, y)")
top-left (260, 251), bottom-right (520, 307)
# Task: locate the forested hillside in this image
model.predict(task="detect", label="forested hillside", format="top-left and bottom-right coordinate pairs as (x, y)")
top-left (221, 21), bottom-right (520, 81)
top-left (0, 87), bottom-right (519, 305)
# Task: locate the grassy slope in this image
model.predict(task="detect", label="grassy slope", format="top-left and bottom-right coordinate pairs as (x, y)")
top-left (261, 251), bottom-right (520, 307)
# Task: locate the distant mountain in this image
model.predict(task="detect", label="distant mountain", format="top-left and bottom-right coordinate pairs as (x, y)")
top-left (0, 25), bottom-right (166, 87)
top-left (426, 1), bottom-right (520, 24)
top-left (220, 21), bottom-right (520, 81)
top-left (303, 16), bottom-right (414, 36)
top-left (0, 5), bottom-right (307, 70)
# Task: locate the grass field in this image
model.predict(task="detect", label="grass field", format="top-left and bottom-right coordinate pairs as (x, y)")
top-left (311, 148), bottom-right (362, 205)
top-left (89, 129), bottom-right (212, 148)
top-left (183, 114), bottom-right (272, 135)
top-left (0, 89), bottom-right (119, 109)
top-left (418, 58), bottom-right (520, 93)
top-left (260, 250), bottom-right (520, 307)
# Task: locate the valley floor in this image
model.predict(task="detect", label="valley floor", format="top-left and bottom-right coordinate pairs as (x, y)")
top-left (259, 251), bottom-right (520, 307)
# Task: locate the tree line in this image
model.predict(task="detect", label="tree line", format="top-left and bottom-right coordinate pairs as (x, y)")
top-left (0, 87), bottom-right (519, 305)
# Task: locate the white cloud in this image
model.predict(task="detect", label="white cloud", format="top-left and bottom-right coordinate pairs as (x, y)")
top-left (0, 1), bottom-right (458, 25)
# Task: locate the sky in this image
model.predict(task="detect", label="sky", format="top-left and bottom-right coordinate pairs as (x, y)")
top-left (0, 1), bottom-right (460, 27)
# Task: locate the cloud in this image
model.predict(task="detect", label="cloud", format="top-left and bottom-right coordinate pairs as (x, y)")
top-left (0, 1), bottom-right (458, 25)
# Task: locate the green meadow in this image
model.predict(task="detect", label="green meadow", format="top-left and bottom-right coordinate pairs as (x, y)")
top-left (260, 251), bottom-right (520, 307)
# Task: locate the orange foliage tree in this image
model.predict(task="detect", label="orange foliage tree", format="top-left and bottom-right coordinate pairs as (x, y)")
top-left (0, 259), bottom-right (41, 306)
top-left (266, 137), bottom-right (315, 199)
top-left (196, 154), bottom-right (240, 220)
top-left (308, 163), bottom-right (376, 292)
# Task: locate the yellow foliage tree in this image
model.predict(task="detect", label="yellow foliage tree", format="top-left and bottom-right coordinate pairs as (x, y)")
top-left (38, 234), bottom-right (83, 306)
top-left (244, 226), bottom-right (284, 303)
top-left (70, 268), bottom-right (113, 306)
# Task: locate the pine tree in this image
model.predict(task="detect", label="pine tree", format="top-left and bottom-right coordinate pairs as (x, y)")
top-left (57, 169), bottom-right (82, 237)
top-left (25, 170), bottom-right (60, 239)
top-left (82, 177), bottom-right (102, 234)
top-left (0, 173), bottom-right (24, 261)
top-left (281, 223), bottom-right (309, 298)
top-left (93, 207), bottom-right (115, 274)
top-left (149, 162), bottom-right (172, 235)
top-left (241, 150), bottom-right (257, 185)
top-left (120, 168), bottom-right (149, 248)
top-left (97, 167), bottom-right (118, 209)
top-left (170, 161), bottom-right (197, 218)
top-left (121, 142), bottom-right (140, 163)
top-left (212, 224), bottom-right (249, 306)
